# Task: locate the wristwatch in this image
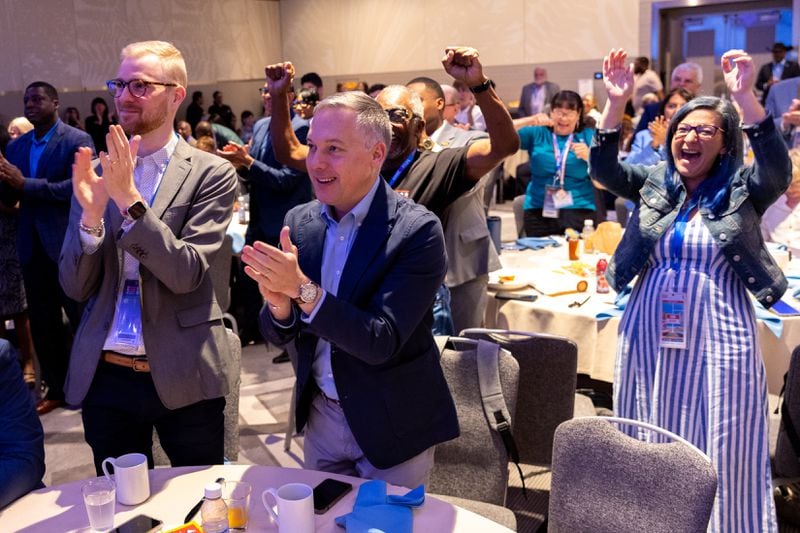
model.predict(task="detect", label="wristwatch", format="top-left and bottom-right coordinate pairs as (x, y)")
top-left (122, 200), bottom-right (147, 222)
top-left (469, 78), bottom-right (494, 94)
top-left (293, 280), bottom-right (319, 305)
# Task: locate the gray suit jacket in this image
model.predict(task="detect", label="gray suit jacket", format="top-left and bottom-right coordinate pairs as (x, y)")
top-left (59, 138), bottom-right (238, 409)
top-left (435, 123), bottom-right (501, 287)
top-left (518, 81), bottom-right (560, 117)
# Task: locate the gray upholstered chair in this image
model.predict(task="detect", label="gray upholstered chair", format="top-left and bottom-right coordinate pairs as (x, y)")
top-left (512, 194), bottom-right (526, 238)
top-left (549, 417), bottom-right (717, 533)
top-left (459, 328), bottom-right (585, 531)
top-left (428, 336), bottom-right (519, 531)
top-left (460, 329), bottom-right (580, 465)
top-left (153, 327), bottom-right (241, 464)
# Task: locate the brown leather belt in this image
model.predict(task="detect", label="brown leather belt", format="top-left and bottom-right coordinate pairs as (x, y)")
top-left (101, 351), bottom-right (150, 372)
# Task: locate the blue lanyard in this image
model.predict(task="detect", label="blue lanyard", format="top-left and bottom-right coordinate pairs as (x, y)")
top-left (669, 195), bottom-right (699, 272)
top-left (387, 150), bottom-right (417, 188)
top-left (551, 133), bottom-right (573, 188)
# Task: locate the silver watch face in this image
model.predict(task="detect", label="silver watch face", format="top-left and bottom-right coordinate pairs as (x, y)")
top-left (299, 282), bottom-right (318, 303)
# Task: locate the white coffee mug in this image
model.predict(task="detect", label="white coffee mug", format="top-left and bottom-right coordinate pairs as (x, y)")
top-left (101, 452), bottom-right (150, 505)
top-left (261, 483), bottom-right (314, 533)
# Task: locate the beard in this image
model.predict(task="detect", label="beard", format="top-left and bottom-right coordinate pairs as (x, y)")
top-left (117, 98), bottom-right (169, 136)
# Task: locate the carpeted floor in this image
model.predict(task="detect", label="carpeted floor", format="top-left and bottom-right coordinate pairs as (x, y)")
top-left (39, 341), bottom-right (304, 487)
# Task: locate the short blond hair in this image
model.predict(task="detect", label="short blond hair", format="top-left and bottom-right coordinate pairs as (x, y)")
top-left (120, 41), bottom-right (188, 88)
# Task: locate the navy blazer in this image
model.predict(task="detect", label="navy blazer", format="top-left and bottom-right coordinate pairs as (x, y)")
top-left (3, 120), bottom-right (94, 264)
top-left (259, 179), bottom-right (459, 469)
top-left (242, 116), bottom-right (311, 245)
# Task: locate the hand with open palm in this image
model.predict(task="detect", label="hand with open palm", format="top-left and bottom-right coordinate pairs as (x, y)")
top-left (603, 49), bottom-right (634, 106)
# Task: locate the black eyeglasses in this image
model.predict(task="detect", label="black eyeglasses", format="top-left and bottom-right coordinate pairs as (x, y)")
top-left (106, 79), bottom-right (178, 98)
top-left (385, 107), bottom-right (412, 124)
top-left (674, 124), bottom-right (725, 140)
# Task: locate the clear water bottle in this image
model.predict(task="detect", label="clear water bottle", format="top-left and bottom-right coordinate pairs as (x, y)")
top-left (581, 219), bottom-right (595, 254)
top-left (201, 482), bottom-right (229, 533)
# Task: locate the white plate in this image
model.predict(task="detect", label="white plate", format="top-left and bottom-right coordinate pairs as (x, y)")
top-left (488, 270), bottom-right (529, 291)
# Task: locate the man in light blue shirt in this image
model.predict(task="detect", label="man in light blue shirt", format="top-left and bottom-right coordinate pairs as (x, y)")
top-left (244, 92), bottom-right (458, 488)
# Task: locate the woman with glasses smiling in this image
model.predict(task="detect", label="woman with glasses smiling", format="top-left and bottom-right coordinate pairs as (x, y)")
top-left (518, 90), bottom-right (596, 237)
top-left (591, 48), bottom-right (791, 531)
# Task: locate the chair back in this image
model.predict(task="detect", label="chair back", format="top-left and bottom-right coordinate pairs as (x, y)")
top-left (512, 194), bottom-right (526, 238)
top-left (548, 417), bottom-right (717, 533)
top-left (428, 337), bottom-right (519, 506)
top-left (461, 328), bottom-right (577, 465)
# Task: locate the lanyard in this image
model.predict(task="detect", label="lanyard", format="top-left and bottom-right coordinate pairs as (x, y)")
top-left (387, 150), bottom-right (417, 188)
top-left (669, 195), bottom-right (699, 272)
top-left (552, 133), bottom-right (573, 188)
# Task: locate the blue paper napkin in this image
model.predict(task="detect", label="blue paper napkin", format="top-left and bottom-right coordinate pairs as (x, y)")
top-left (596, 285), bottom-right (631, 320)
top-left (335, 480), bottom-right (425, 533)
top-left (516, 237), bottom-right (561, 251)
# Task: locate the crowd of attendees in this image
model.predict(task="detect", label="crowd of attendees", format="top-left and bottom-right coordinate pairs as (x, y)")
top-left (0, 37), bottom-right (799, 532)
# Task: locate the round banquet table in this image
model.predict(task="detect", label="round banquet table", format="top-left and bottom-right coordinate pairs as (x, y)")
top-left (0, 464), bottom-right (514, 532)
top-left (486, 244), bottom-right (799, 396)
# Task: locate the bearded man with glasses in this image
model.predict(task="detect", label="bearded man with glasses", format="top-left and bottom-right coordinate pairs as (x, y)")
top-left (59, 40), bottom-right (238, 472)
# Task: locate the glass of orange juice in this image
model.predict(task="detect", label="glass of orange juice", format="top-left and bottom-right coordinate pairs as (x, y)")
top-left (222, 481), bottom-right (252, 530)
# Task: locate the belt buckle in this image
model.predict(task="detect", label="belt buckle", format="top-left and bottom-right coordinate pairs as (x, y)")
top-left (131, 356), bottom-right (149, 372)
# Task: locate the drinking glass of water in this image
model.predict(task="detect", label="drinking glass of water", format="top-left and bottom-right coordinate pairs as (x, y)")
top-left (82, 478), bottom-right (116, 531)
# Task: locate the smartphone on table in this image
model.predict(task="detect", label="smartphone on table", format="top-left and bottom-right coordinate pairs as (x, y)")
top-left (313, 478), bottom-right (353, 514)
top-left (113, 514), bottom-right (163, 533)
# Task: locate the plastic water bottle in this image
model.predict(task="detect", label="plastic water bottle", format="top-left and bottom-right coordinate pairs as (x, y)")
top-left (201, 482), bottom-right (229, 532)
top-left (596, 257), bottom-right (610, 294)
top-left (581, 219), bottom-right (595, 254)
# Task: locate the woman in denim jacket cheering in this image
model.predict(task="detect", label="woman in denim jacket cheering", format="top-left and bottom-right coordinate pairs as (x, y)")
top-left (591, 48), bottom-right (791, 532)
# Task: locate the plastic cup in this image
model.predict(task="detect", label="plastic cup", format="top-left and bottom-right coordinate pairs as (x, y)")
top-left (223, 481), bottom-right (252, 530)
top-left (82, 478), bottom-right (115, 532)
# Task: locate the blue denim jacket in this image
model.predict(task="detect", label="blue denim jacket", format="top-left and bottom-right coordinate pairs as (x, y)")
top-left (589, 116), bottom-right (791, 308)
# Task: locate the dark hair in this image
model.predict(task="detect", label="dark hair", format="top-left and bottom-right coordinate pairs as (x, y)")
top-left (406, 77), bottom-right (444, 100)
top-left (665, 96), bottom-right (743, 213)
top-left (295, 88), bottom-right (319, 107)
top-left (192, 91), bottom-right (203, 102)
top-left (241, 110), bottom-right (254, 121)
top-left (91, 97), bottom-right (110, 123)
top-left (550, 90), bottom-right (585, 133)
top-left (367, 83), bottom-right (386, 95)
top-left (26, 81), bottom-right (58, 101)
top-left (212, 91), bottom-right (221, 99)
top-left (300, 72), bottom-right (323, 88)
top-left (658, 87), bottom-right (694, 117)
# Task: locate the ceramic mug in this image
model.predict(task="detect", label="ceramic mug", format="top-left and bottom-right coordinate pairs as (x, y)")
top-left (261, 483), bottom-right (314, 533)
top-left (101, 452), bottom-right (150, 505)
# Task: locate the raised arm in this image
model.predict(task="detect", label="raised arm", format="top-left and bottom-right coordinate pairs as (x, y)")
top-left (266, 62), bottom-right (309, 173)
top-left (442, 47), bottom-right (519, 181)
top-left (590, 49), bottom-right (650, 200)
top-left (722, 50), bottom-right (765, 124)
top-left (598, 49), bottom-right (635, 130)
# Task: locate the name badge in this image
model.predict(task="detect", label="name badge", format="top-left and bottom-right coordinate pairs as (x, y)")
top-left (552, 187), bottom-right (574, 209)
top-left (543, 186), bottom-right (559, 218)
top-left (114, 279), bottom-right (142, 347)
top-left (659, 290), bottom-right (687, 350)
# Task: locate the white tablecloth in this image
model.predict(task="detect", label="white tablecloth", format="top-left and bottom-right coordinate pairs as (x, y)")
top-left (0, 464), bottom-right (513, 532)
top-left (485, 245), bottom-right (797, 395)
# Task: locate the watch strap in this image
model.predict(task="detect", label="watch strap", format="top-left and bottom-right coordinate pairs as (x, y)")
top-left (469, 78), bottom-right (494, 94)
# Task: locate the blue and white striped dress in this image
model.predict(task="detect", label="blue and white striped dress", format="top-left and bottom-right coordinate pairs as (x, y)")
top-left (615, 213), bottom-right (777, 532)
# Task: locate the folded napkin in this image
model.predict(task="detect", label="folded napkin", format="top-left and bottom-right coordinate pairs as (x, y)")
top-left (596, 285), bottom-right (631, 320)
top-left (754, 302), bottom-right (784, 338)
top-left (516, 237), bottom-right (561, 251)
top-left (335, 480), bottom-right (424, 533)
